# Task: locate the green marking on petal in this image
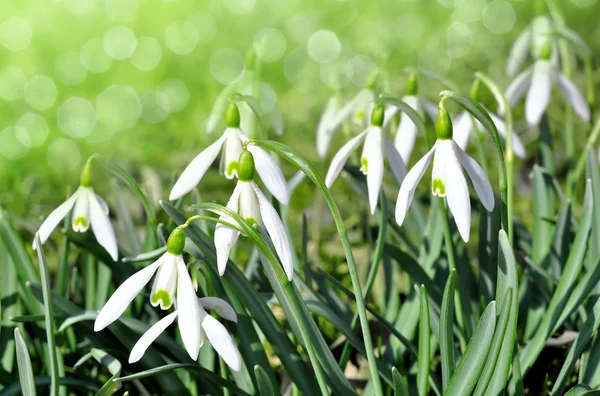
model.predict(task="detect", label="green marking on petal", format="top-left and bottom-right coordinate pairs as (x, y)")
top-left (432, 178), bottom-right (446, 196)
top-left (226, 161), bottom-right (238, 178)
top-left (246, 217), bottom-right (259, 228)
top-left (151, 289), bottom-right (173, 309)
top-left (360, 157), bottom-right (369, 174)
top-left (74, 216), bottom-right (87, 229)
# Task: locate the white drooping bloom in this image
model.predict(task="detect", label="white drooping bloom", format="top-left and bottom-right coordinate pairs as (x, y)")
top-left (451, 109), bottom-right (526, 159)
top-left (94, 228), bottom-right (203, 361)
top-left (506, 16), bottom-right (560, 77)
top-left (505, 44), bottom-right (590, 130)
top-left (32, 161), bottom-right (118, 261)
top-left (396, 106), bottom-right (494, 242)
top-left (170, 102), bottom-right (289, 205)
top-left (129, 296), bottom-right (242, 371)
top-left (214, 150), bottom-right (294, 280)
top-left (325, 103), bottom-right (407, 215)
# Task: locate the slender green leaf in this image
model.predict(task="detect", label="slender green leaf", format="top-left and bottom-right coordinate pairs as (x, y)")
top-left (0, 377), bottom-right (99, 396)
top-left (440, 269), bottom-right (456, 391)
top-left (375, 97), bottom-right (428, 145)
top-left (392, 367), bottom-right (409, 396)
top-left (564, 384), bottom-right (600, 396)
top-left (14, 328), bottom-right (36, 396)
top-left (122, 246), bottom-right (166, 263)
top-left (445, 302), bottom-right (497, 396)
top-left (418, 285), bottom-right (430, 396)
top-left (90, 349), bottom-right (122, 396)
top-left (254, 366), bottom-right (277, 396)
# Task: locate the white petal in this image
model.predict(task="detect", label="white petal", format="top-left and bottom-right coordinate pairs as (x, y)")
top-left (239, 182), bottom-right (262, 225)
top-left (176, 256), bottom-right (202, 361)
top-left (201, 313), bottom-right (242, 372)
top-left (361, 127), bottom-right (384, 214)
top-left (452, 141), bottom-right (495, 212)
top-left (199, 297), bottom-right (237, 322)
top-left (316, 96), bottom-right (340, 158)
top-left (222, 129), bottom-right (244, 179)
top-left (72, 188), bottom-right (91, 232)
top-left (324, 130), bottom-right (368, 188)
top-left (505, 67), bottom-right (533, 109)
top-left (214, 224), bottom-right (240, 276)
top-left (525, 61), bottom-right (552, 129)
top-left (420, 99), bottom-right (439, 122)
top-left (452, 111), bottom-right (473, 151)
top-left (251, 182), bottom-right (294, 281)
top-left (169, 133), bottom-right (227, 200)
top-left (89, 192), bottom-right (119, 261)
top-left (506, 28), bottom-right (532, 77)
top-left (94, 256), bottom-right (164, 331)
top-left (383, 105), bottom-right (398, 127)
top-left (557, 72), bottom-right (590, 123)
top-left (385, 136), bottom-right (407, 185)
top-left (328, 89), bottom-right (373, 130)
top-left (531, 16), bottom-right (553, 57)
top-left (394, 96), bottom-right (421, 163)
top-left (431, 142), bottom-right (448, 197)
top-left (150, 254), bottom-right (177, 309)
top-left (395, 143), bottom-right (436, 226)
top-left (245, 139), bottom-right (290, 205)
top-left (129, 311), bottom-right (178, 363)
top-left (95, 194), bottom-right (109, 215)
top-left (486, 112), bottom-right (526, 159)
top-left (442, 142), bottom-right (471, 242)
top-left (33, 189), bottom-right (80, 249)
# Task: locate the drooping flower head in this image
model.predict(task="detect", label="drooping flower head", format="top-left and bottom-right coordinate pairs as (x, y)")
top-left (214, 149), bottom-right (294, 280)
top-left (506, 41), bottom-right (590, 129)
top-left (396, 103), bottom-right (495, 242)
top-left (170, 100), bottom-right (289, 205)
top-left (94, 227), bottom-right (202, 361)
top-left (325, 103), bottom-right (407, 214)
top-left (33, 159), bottom-right (118, 261)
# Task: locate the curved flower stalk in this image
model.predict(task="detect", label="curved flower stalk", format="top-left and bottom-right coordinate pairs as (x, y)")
top-left (325, 103), bottom-right (407, 214)
top-left (387, 72), bottom-right (439, 163)
top-left (32, 159), bottom-right (118, 261)
top-left (129, 296), bottom-right (241, 371)
top-left (94, 227), bottom-right (202, 361)
top-left (214, 149), bottom-right (294, 280)
top-left (505, 42), bottom-right (590, 130)
top-left (170, 101), bottom-right (289, 205)
top-left (396, 104), bottom-right (494, 242)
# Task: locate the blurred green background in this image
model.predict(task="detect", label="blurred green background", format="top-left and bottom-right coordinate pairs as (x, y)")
top-left (1, 0), bottom-right (598, 217)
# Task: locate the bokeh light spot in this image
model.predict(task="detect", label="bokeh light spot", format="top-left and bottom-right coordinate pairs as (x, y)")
top-left (224, 0), bottom-right (256, 14)
top-left (25, 75), bottom-right (58, 110)
top-left (141, 91), bottom-right (170, 124)
top-left (253, 28), bottom-right (287, 62)
top-left (284, 46), bottom-right (320, 93)
top-left (0, 67), bottom-right (26, 101)
top-left (0, 126), bottom-right (29, 160)
top-left (81, 38), bottom-right (113, 73)
top-left (47, 138), bottom-right (81, 172)
top-left (106, 0), bottom-right (140, 23)
top-left (308, 30), bottom-right (341, 64)
top-left (210, 49), bottom-right (244, 84)
top-left (0, 16), bottom-right (32, 52)
top-left (64, 0), bottom-right (98, 16)
top-left (349, 55), bottom-right (376, 87)
top-left (55, 52), bottom-right (88, 86)
top-left (188, 12), bottom-right (217, 45)
top-left (320, 57), bottom-right (353, 89)
top-left (15, 113), bottom-right (49, 147)
top-left (130, 37), bottom-right (163, 71)
top-left (104, 25), bottom-right (137, 60)
top-left (96, 85), bottom-right (141, 131)
top-left (446, 22), bottom-right (473, 59)
top-left (482, 0), bottom-right (516, 34)
top-left (156, 79), bottom-right (189, 112)
top-left (57, 97), bottom-right (97, 138)
top-left (165, 21), bottom-right (199, 55)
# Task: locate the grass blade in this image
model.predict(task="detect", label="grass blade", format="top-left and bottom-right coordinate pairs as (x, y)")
top-left (254, 366), bottom-right (278, 396)
top-left (440, 269), bottom-right (456, 391)
top-left (14, 328), bottom-right (36, 396)
top-left (392, 367), bottom-right (409, 396)
top-left (418, 285), bottom-right (430, 396)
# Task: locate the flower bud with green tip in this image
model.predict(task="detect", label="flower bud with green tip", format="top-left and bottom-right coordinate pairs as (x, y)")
top-left (405, 71), bottom-right (418, 96)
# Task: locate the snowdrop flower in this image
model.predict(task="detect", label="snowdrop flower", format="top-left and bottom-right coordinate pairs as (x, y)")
top-left (32, 160), bottom-right (118, 261)
top-left (506, 42), bottom-right (590, 130)
top-left (214, 149), bottom-right (294, 280)
top-left (94, 227), bottom-right (202, 361)
top-left (170, 101), bottom-right (289, 205)
top-left (388, 72), bottom-right (440, 164)
top-left (316, 95), bottom-right (342, 158)
top-left (129, 296), bottom-right (241, 371)
top-left (396, 104), bottom-right (494, 242)
top-left (325, 103), bottom-right (407, 214)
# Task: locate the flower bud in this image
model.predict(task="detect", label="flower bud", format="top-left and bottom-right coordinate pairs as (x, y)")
top-left (225, 101), bottom-right (241, 128)
top-left (238, 149), bottom-right (255, 182)
top-left (167, 226), bottom-right (186, 255)
top-left (469, 79), bottom-right (481, 101)
top-left (370, 102), bottom-right (385, 127)
top-left (80, 159), bottom-right (93, 188)
top-left (435, 105), bottom-right (453, 140)
top-left (540, 40), bottom-right (552, 61)
top-left (406, 71), bottom-right (418, 96)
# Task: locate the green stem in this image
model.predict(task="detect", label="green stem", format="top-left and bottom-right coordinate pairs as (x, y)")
top-left (568, 116), bottom-right (600, 194)
top-left (338, 193), bottom-right (387, 369)
top-left (438, 199), bottom-right (468, 352)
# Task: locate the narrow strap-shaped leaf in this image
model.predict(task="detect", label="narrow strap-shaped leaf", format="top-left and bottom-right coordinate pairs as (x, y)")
top-left (445, 301), bottom-right (497, 396)
top-left (14, 328), bottom-right (36, 396)
top-left (418, 285), bottom-right (430, 396)
top-left (392, 367), bottom-right (409, 396)
top-left (254, 366), bottom-right (278, 396)
top-left (440, 269), bottom-right (456, 391)
top-left (90, 348), bottom-right (122, 396)
top-left (564, 384), bottom-right (600, 396)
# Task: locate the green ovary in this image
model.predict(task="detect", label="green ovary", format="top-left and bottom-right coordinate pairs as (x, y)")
top-left (152, 289), bottom-right (173, 309)
top-left (432, 178), bottom-right (446, 196)
top-left (74, 216), bottom-right (87, 229)
top-left (360, 157), bottom-right (368, 174)
top-left (226, 161), bottom-right (238, 178)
